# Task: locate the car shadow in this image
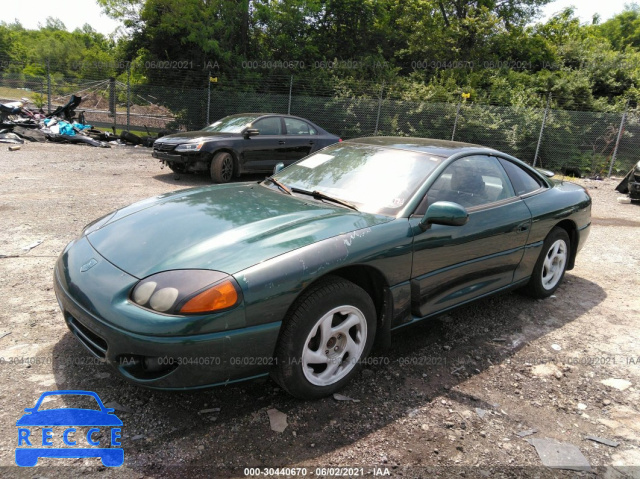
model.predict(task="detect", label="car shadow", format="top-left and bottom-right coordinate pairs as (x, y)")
top-left (49, 273), bottom-right (606, 474)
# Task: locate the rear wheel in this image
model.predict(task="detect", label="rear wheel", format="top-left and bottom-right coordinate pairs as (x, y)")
top-left (210, 152), bottom-right (234, 183)
top-left (523, 227), bottom-right (570, 298)
top-left (272, 276), bottom-right (376, 399)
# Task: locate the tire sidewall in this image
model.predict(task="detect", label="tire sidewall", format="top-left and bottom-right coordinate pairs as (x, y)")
top-left (210, 152), bottom-right (234, 183)
top-left (275, 279), bottom-right (376, 399)
top-left (528, 227), bottom-right (571, 298)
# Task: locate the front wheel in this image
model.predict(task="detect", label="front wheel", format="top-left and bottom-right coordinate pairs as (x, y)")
top-left (167, 162), bottom-right (186, 174)
top-left (210, 152), bottom-right (234, 183)
top-left (272, 276), bottom-right (376, 399)
top-left (523, 227), bottom-right (570, 298)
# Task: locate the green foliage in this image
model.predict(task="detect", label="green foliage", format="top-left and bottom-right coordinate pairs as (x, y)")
top-left (2, 0), bottom-right (640, 124)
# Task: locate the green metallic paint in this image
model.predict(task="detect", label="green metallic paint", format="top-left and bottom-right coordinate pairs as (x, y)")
top-left (236, 218), bottom-right (414, 328)
top-left (55, 138), bottom-right (592, 391)
top-left (420, 201), bottom-right (469, 229)
top-left (56, 238), bottom-right (247, 337)
top-left (88, 184), bottom-right (392, 279)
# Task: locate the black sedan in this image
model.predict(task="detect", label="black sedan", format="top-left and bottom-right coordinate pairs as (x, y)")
top-left (152, 113), bottom-right (340, 182)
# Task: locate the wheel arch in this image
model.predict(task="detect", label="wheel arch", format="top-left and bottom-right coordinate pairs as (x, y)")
top-left (553, 219), bottom-right (578, 270)
top-left (210, 148), bottom-right (240, 177)
top-left (277, 264), bottom-right (391, 352)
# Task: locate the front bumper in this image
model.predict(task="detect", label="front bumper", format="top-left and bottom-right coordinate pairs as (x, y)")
top-left (152, 150), bottom-right (189, 164)
top-left (152, 150), bottom-right (212, 173)
top-left (53, 239), bottom-right (281, 389)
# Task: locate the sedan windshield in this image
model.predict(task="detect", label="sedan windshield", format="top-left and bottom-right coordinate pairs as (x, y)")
top-left (269, 143), bottom-right (442, 216)
top-left (202, 114), bottom-right (261, 133)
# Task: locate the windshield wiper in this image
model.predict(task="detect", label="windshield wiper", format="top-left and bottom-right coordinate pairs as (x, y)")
top-left (291, 187), bottom-right (358, 211)
top-left (264, 176), bottom-right (292, 195)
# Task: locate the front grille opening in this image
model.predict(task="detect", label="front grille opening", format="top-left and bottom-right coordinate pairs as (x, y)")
top-left (67, 316), bottom-right (108, 359)
top-left (154, 143), bottom-right (176, 152)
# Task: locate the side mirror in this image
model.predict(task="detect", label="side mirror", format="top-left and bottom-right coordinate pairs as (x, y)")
top-left (243, 128), bottom-right (259, 139)
top-left (535, 167), bottom-right (555, 178)
top-left (419, 201), bottom-right (469, 231)
top-left (273, 162), bottom-right (285, 175)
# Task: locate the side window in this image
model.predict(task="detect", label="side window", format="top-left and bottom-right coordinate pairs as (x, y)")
top-left (498, 158), bottom-right (542, 196)
top-left (252, 117), bottom-right (282, 135)
top-left (284, 118), bottom-right (314, 135)
top-left (427, 155), bottom-right (515, 209)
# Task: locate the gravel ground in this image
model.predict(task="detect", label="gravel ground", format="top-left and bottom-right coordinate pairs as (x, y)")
top-left (0, 142), bottom-right (639, 478)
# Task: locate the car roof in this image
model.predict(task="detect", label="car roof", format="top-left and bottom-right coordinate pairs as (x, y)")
top-left (345, 136), bottom-right (495, 158)
top-left (223, 113), bottom-right (316, 121)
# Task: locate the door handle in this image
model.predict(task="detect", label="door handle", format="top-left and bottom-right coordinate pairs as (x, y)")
top-left (309, 141), bottom-right (314, 145)
top-left (517, 222), bottom-right (530, 233)
top-left (278, 140), bottom-right (285, 145)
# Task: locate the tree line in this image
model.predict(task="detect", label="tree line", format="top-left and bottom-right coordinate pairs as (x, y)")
top-left (2, 0), bottom-right (640, 111)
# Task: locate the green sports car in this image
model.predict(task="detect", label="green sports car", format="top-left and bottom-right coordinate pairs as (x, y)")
top-left (54, 137), bottom-right (591, 399)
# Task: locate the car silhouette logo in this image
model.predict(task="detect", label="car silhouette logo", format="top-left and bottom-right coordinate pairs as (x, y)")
top-left (16, 390), bottom-right (123, 467)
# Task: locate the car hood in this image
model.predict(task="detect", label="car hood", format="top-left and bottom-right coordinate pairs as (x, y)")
top-left (157, 131), bottom-right (238, 143)
top-left (87, 184), bottom-right (392, 279)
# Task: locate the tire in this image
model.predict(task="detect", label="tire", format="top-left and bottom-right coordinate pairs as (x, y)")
top-left (210, 152), bottom-right (234, 183)
top-left (167, 162), bottom-right (186, 174)
top-left (271, 276), bottom-right (377, 399)
top-left (522, 227), bottom-right (570, 298)
top-left (120, 130), bottom-right (142, 145)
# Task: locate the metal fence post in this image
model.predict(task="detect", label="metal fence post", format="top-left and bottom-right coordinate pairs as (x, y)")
top-left (206, 71), bottom-right (212, 125)
top-left (109, 77), bottom-right (116, 131)
top-left (287, 75), bottom-right (293, 115)
top-left (533, 92), bottom-right (551, 167)
top-left (126, 63), bottom-right (131, 130)
top-left (451, 101), bottom-right (461, 141)
top-left (46, 60), bottom-right (51, 114)
top-left (374, 81), bottom-right (385, 135)
top-left (608, 98), bottom-right (630, 177)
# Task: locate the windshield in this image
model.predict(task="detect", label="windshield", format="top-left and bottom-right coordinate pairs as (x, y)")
top-left (269, 143), bottom-right (442, 216)
top-left (202, 114), bottom-right (261, 133)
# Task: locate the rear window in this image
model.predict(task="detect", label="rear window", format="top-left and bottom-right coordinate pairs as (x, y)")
top-left (499, 158), bottom-right (543, 196)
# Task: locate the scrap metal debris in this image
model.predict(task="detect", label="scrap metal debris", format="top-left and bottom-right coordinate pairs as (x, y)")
top-left (0, 95), bottom-right (165, 149)
top-left (267, 408), bottom-right (288, 433)
top-left (0, 132), bottom-right (24, 144)
top-left (22, 240), bottom-right (43, 252)
top-left (527, 438), bottom-right (591, 471)
top-left (585, 436), bottom-right (619, 447)
top-left (333, 393), bottom-right (360, 402)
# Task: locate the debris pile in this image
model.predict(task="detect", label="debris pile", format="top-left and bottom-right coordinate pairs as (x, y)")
top-left (0, 95), bottom-right (164, 148)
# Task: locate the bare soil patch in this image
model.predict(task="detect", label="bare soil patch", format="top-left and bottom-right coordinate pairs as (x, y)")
top-left (0, 143), bottom-right (638, 477)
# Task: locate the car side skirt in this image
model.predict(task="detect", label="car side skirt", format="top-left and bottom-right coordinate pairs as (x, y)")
top-left (389, 277), bottom-right (530, 331)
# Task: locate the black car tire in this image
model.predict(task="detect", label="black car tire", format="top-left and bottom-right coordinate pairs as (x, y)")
top-left (522, 227), bottom-right (570, 298)
top-left (271, 276), bottom-right (376, 399)
top-left (210, 152), bottom-right (234, 183)
top-left (167, 162), bottom-right (186, 174)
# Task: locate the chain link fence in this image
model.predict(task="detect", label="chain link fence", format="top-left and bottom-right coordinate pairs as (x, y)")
top-left (1, 63), bottom-right (637, 176)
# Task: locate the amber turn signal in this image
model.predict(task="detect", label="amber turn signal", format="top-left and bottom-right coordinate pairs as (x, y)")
top-left (179, 280), bottom-right (239, 313)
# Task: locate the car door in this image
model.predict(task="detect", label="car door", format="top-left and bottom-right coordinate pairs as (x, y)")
top-left (283, 117), bottom-right (318, 163)
top-left (409, 155), bottom-right (532, 317)
top-left (241, 116), bottom-right (288, 171)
